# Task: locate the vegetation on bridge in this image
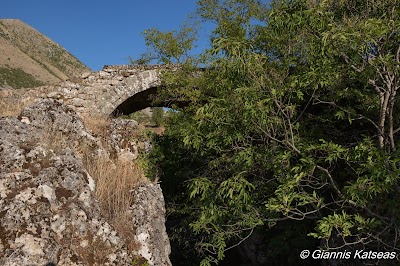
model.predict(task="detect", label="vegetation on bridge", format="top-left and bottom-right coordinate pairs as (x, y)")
top-left (139, 0), bottom-right (400, 265)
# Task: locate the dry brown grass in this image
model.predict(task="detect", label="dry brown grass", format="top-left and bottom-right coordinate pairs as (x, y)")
top-left (82, 146), bottom-right (147, 249)
top-left (84, 154), bottom-right (146, 222)
top-left (81, 113), bottom-right (110, 137)
top-left (80, 114), bottom-right (148, 244)
top-left (41, 130), bottom-right (70, 152)
top-left (0, 19), bottom-right (90, 83)
top-left (0, 92), bottom-right (33, 117)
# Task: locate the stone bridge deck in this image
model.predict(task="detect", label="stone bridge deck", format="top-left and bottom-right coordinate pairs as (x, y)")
top-left (0, 64), bottom-right (177, 117)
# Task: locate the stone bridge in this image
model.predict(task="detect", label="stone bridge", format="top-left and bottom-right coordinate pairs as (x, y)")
top-left (1, 64), bottom-right (177, 116)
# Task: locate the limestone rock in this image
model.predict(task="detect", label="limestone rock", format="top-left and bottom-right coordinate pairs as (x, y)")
top-left (109, 119), bottom-right (140, 160)
top-left (0, 151), bottom-right (130, 264)
top-left (130, 184), bottom-right (172, 266)
top-left (0, 100), bottom-right (172, 265)
top-left (81, 72), bottom-right (91, 79)
top-left (20, 99), bottom-right (88, 136)
top-left (0, 118), bottom-right (131, 265)
top-left (19, 99), bottom-right (100, 154)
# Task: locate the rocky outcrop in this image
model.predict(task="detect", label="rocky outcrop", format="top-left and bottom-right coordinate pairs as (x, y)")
top-left (0, 99), bottom-right (171, 265)
top-left (109, 119), bottom-right (140, 161)
top-left (131, 184), bottom-right (171, 266)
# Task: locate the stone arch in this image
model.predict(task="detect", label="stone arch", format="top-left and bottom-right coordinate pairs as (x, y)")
top-left (0, 65), bottom-right (182, 118)
top-left (98, 69), bottom-right (162, 116)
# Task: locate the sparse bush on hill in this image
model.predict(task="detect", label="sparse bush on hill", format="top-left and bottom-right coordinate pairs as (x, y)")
top-left (0, 66), bottom-right (44, 88)
top-left (0, 19), bottom-right (90, 86)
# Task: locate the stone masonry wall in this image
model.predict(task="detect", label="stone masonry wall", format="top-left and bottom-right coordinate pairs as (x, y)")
top-left (0, 64), bottom-right (177, 117)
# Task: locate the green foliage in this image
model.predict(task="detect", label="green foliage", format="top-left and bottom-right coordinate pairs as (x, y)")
top-left (309, 211), bottom-right (380, 240)
top-left (131, 257), bottom-right (149, 266)
top-left (143, 0), bottom-right (400, 264)
top-left (151, 107), bottom-right (164, 126)
top-left (138, 25), bottom-right (198, 64)
top-left (123, 108), bottom-right (165, 126)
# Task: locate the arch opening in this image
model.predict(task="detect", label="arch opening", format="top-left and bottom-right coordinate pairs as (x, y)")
top-left (111, 86), bottom-right (187, 118)
top-left (112, 87), bottom-right (161, 116)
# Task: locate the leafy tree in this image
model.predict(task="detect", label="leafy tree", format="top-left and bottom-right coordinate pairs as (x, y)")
top-left (151, 107), bottom-right (164, 126)
top-left (142, 0), bottom-right (400, 265)
top-left (133, 24), bottom-right (198, 65)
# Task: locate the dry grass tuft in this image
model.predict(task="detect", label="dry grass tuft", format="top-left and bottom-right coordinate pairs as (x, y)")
top-left (81, 113), bottom-right (110, 137)
top-left (85, 154), bottom-right (146, 220)
top-left (83, 150), bottom-right (146, 245)
top-left (0, 93), bottom-right (34, 117)
top-left (80, 114), bottom-right (148, 243)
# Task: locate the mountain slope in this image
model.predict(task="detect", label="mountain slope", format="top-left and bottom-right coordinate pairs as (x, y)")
top-left (0, 19), bottom-right (90, 89)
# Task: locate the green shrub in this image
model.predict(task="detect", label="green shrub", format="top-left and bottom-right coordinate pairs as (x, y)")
top-left (151, 107), bottom-right (164, 126)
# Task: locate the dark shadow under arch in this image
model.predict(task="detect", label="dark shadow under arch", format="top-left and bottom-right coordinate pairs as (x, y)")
top-left (112, 87), bottom-right (160, 116)
top-left (112, 86), bottom-right (188, 117)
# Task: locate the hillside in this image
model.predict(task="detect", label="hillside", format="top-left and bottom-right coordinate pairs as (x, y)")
top-left (0, 19), bottom-right (90, 89)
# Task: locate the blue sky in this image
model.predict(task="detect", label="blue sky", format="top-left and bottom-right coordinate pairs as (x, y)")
top-left (1, 0), bottom-right (208, 71)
